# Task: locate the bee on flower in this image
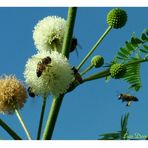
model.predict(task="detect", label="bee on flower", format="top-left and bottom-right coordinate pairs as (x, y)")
top-left (24, 51), bottom-right (73, 97)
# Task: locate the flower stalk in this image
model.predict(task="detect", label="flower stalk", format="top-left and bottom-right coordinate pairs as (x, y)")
top-left (80, 64), bottom-right (94, 76)
top-left (77, 26), bottom-right (112, 70)
top-left (37, 96), bottom-right (47, 140)
top-left (15, 109), bottom-right (32, 140)
top-left (0, 118), bottom-right (22, 140)
top-left (42, 95), bottom-right (64, 139)
top-left (83, 57), bottom-right (148, 83)
top-left (42, 7), bottom-right (77, 140)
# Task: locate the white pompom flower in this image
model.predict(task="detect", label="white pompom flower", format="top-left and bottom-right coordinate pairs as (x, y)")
top-left (33, 16), bottom-right (66, 53)
top-left (24, 51), bottom-right (73, 97)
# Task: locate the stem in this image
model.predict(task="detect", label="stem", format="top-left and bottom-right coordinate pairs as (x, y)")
top-left (15, 110), bottom-right (32, 140)
top-left (42, 95), bottom-right (64, 140)
top-left (62, 7), bottom-right (77, 58)
top-left (83, 69), bottom-right (110, 82)
top-left (0, 118), bottom-right (22, 140)
top-left (42, 7), bottom-right (77, 140)
top-left (37, 96), bottom-right (47, 140)
top-left (83, 57), bottom-right (148, 83)
top-left (77, 26), bottom-right (112, 70)
top-left (80, 64), bottom-right (94, 76)
top-left (125, 58), bottom-right (148, 66)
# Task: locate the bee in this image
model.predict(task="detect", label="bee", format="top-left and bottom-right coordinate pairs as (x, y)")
top-left (27, 87), bottom-right (35, 98)
top-left (70, 38), bottom-right (78, 53)
top-left (118, 93), bottom-right (139, 106)
top-left (36, 56), bottom-right (51, 77)
top-left (72, 67), bottom-right (83, 84)
top-left (69, 38), bottom-right (82, 56)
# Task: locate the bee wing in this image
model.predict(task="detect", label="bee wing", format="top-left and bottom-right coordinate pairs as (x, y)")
top-left (77, 43), bottom-right (82, 49)
top-left (75, 48), bottom-right (79, 57)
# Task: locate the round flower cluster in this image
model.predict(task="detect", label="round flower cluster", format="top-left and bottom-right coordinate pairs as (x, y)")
top-left (33, 16), bottom-right (66, 53)
top-left (24, 51), bottom-right (73, 97)
top-left (110, 63), bottom-right (126, 79)
top-left (107, 8), bottom-right (127, 29)
top-left (91, 55), bottom-right (104, 68)
top-left (0, 75), bottom-right (27, 114)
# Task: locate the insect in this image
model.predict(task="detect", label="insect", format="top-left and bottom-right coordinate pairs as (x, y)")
top-left (118, 93), bottom-right (139, 106)
top-left (36, 56), bottom-right (51, 77)
top-left (27, 87), bottom-right (35, 98)
top-left (69, 38), bottom-right (82, 56)
top-left (70, 38), bottom-right (78, 52)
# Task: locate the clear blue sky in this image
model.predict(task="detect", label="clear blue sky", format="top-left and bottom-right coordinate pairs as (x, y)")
top-left (0, 7), bottom-right (148, 140)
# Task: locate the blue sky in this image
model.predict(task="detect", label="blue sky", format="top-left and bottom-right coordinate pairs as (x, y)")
top-left (0, 7), bottom-right (148, 140)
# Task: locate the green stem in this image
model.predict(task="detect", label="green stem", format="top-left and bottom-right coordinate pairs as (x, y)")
top-left (42, 95), bottom-right (64, 140)
top-left (37, 96), bottom-right (47, 140)
top-left (15, 110), bottom-right (32, 140)
top-left (83, 69), bottom-right (110, 83)
top-left (83, 57), bottom-right (148, 83)
top-left (0, 118), bottom-right (22, 140)
top-left (125, 58), bottom-right (148, 66)
top-left (42, 7), bottom-right (77, 140)
top-left (80, 64), bottom-right (94, 76)
top-left (62, 7), bottom-right (77, 58)
top-left (77, 26), bottom-right (112, 70)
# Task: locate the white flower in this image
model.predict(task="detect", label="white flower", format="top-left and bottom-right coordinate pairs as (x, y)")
top-left (33, 16), bottom-right (66, 53)
top-left (0, 75), bottom-right (27, 114)
top-left (24, 51), bottom-right (73, 97)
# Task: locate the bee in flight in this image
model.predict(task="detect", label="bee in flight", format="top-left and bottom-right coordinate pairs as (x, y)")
top-left (36, 56), bottom-right (51, 77)
top-left (118, 93), bottom-right (139, 106)
top-left (27, 87), bottom-right (35, 98)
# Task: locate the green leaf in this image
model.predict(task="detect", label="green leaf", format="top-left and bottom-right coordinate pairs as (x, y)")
top-left (143, 45), bottom-right (148, 50)
top-left (117, 51), bottom-right (128, 58)
top-left (121, 113), bottom-right (129, 132)
top-left (125, 41), bottom-right (135, 51)
top-left (140, 49), bottom-right (148, 53)
top-left (105, 75), bottom-right (111, 83)
top-left (141, 33), bottom-right (148, 41)
top-left (123, 64), bottom-right (141, 91)
top-left (99, 132), bottom-right (121, 140)
top-left (146, 28), bottom-right (148, 35)
top-left (98, 113), bottom-right (130, 140)
top-left (133, 38), bottom-right (143, 44)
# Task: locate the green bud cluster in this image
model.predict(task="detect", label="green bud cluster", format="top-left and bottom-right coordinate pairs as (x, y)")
top-left (110, 63), bottom-right (126, 79)
top-left (107, 8), bottom-right (127, 29)
top-left (91, 55), bottom-right (104, 68)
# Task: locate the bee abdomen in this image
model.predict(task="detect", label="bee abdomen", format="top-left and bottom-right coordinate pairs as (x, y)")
top-left (133, 97), bottom-right (138, 102)
top-left (27, 87), bottom-right (35, 98)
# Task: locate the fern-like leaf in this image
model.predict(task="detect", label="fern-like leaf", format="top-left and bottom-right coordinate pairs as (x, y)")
top-left (114, 28), bottom-right (148, 63)
top-left (123, 61), bottom-right (141, 91)
top-left (99, 113), bottom-right (129, 140)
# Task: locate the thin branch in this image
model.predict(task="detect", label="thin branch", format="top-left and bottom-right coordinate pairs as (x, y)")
top-left (0, 118), bottom-right (22, 140)
top-left (15, 110), bottom-right (32, 140)
top-left (42, 7), bottom-right (77, 140)
top-left (37, 96), bottom-right (47, 140)
top-left (77, 26), bottom-right (112, 70)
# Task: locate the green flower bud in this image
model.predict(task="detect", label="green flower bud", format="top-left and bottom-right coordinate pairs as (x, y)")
top-left (110, 63), bottom-right (126, 79)
top-left (91, 55), bottom-right (104, 68)
top-left (107, 8), bottom-right (127, 29)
